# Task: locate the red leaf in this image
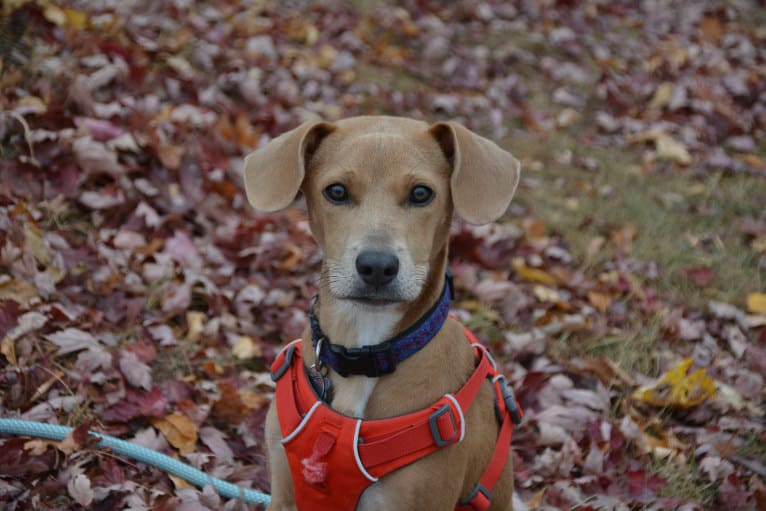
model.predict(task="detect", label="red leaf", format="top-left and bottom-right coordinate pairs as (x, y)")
top-left (626, 469), bottom-right (666, 497)
top-left (72, 420), bottom-right (98, 449)
top-left (685, 266), bottom-right (716, 287)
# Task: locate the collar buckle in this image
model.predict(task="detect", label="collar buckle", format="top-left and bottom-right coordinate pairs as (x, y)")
top-left (328, 342), bottom-right (397, 378)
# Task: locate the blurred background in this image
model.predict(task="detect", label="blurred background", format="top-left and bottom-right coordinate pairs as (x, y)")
top-left (1, 1), bottom-right (765, 509)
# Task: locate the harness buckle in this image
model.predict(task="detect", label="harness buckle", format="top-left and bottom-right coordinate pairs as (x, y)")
top-left (460, 483), bottom-right (492, 510)
top-left (428, 403), bottom-right (459, 447)
top-left (271, 344), bottom-right (297, 382)
top-left (496, 375), bottom-right (523, 425)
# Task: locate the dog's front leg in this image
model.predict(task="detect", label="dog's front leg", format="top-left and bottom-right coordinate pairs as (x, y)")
top-left (264, 403), bottom-right (297, 511)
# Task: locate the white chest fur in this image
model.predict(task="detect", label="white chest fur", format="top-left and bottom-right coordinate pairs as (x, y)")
top-left (326, 303), bottom-right (401, 417)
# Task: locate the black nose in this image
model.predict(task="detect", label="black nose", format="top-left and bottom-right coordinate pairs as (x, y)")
top-left (356, 251), bottom-right (399, 287)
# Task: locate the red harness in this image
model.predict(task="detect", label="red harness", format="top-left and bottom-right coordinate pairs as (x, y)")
top-left (271, 327), bottom-right (522, 511)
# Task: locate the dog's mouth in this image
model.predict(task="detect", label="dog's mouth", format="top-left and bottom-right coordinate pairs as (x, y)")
top-left (342, 286), bottom-right (407, 306)
top-left (344, 295), bottom-right (405, 307)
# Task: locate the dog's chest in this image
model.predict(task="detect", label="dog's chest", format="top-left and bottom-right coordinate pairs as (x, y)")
top-left (326, 306), bottom-right (401, 417)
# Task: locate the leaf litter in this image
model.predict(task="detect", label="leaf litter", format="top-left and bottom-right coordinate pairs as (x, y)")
top-left (0, 1), bottom-right (764, 510)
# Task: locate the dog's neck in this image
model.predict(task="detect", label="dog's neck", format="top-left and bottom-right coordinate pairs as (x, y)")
top-left (307, 258), bottom-right (447, 417)
top-left (314, 263), bottom-right (447, 350)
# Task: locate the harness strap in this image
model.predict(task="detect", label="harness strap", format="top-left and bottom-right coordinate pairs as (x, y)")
top-left (455, 414), bottom-right (513, 511)
top-left (273, 341), bottom-right (311, 436)
top-left (356, 349), bottom-right (492, 472)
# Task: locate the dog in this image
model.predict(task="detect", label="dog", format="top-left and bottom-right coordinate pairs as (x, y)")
top-left (243, 116), bottom-right (521, 511)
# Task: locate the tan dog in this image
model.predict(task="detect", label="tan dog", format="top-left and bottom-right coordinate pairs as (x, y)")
top-left (243, 116), bottom-right (520, 511)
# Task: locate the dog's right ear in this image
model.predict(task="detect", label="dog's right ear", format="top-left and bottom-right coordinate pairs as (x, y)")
top-left (243, 121), bottom-right (335, 211)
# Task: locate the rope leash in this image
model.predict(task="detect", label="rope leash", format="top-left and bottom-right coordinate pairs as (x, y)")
top-left (0, 418), bottom-right (271, 506)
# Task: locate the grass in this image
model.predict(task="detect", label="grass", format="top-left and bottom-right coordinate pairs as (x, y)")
top-left (510, 128), bottom-right (766, 311)
top-left (651, 455), bottom-right (718, 505)
top-left (586, 315), bottom-right (661, 376)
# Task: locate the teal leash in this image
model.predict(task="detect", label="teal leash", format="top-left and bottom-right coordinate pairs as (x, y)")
top-left (0, 418), bottom-right (271, 506)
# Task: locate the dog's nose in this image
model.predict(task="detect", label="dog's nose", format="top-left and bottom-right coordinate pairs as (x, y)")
top-left (356, 251), bottom-right (399, 287)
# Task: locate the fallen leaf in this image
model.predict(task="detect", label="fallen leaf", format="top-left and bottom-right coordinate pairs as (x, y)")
top-left (72, 136), bottom-right (124, 175)
top-left (232, 336), bottom-right (262, 359)
top-left (648, 82), bottom-right (673, 111)
top-left (0, 279), bottom-right (38, 306)
top-left (151, 412), bottom-right (198, 454)
top-left (587, 290), bottom-right (612, 312)
top-left (67, 473), bottom-right (93, 507)
top-left (746, 292), bottom-right (766, 314)
top-left (1, 337), bottom-right (16, 365)
top-left (119, 351), bottom-right (152, 390)
top-left (685, 266), bottom-right (716, 287)
top-left (655, 134), bottom-right (692, 165)
top-left (199, 426), bottom-right (234, 464)
top-left (45, 328), bottom-right (100, 355)
top-left (185, 311), bottom-right (205, 342)
top-left (610, 225), bottom-right (637, 254)
top-left (512, 258), bottom-right (557, 285)
top-left (240, 390), bottom-right (269, 410)
top-left (212, 382), bottom-right (249, 423)
top-left (700, 15), bottom-right (723, 43)
top-left (632, 358), bottom-right (716, 408)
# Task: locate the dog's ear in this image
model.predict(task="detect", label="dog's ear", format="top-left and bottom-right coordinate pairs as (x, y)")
top-left (243, 121), bottom-right (336, 211)
top-left (429, 121), bottom-right (521, 225)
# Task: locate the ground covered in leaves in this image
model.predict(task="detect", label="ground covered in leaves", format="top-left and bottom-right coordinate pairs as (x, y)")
top-left (1, 1), bottom-right (765, 509)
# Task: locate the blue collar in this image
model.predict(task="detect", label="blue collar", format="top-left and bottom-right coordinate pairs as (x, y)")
top-left (310, 272), bottom-right (454, 377)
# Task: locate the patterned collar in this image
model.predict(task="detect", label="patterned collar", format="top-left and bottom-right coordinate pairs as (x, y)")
top-left (309, 272), bottom-right (454, 377)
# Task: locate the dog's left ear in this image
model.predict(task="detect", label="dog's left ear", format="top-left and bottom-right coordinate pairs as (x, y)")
top-left (429, 121), bottom-right (521, 225)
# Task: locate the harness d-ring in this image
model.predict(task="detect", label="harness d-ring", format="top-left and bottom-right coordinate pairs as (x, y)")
top-left (312, 336), bottom-right (326, 373)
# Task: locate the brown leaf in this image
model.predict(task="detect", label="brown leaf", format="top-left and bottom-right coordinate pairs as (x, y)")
top-left (522, 217), bottom-right (547, 240)
top-left (151, 412), bottom-right (198, 454)
top-left (212, 382), bottom-right (249, 423)
top-left (587, 290), bottom-right (612, 312)
top-left (700, 15), bottom-right (723, 43)
top-left (158, 143), bottom-right (183, 170)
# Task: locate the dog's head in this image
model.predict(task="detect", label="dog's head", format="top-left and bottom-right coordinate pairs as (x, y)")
top-left (243, 116), bottom-right (520, 309)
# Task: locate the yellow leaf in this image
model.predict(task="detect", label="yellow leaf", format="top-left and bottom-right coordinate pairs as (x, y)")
top-left (185, 311), bottom-right (205, 342)
top-left (655, 134), bottom-right (691, 165)
top-left (456, 299), bottom-right (481, 311)
top-left (15, 95), bottom-right (47, 115)
top-left (232, 336), bottom-right (262, 359)
top-left (43, 4), bottom-right (67, 26)
top-left (512, 258), bottom-right (557, 285)
top-left (24, 222), bottom-right (50, 266)
top-left (533, 285), bottom-right (560, 303)
top-left (632, 358), bottom-right (716, 408)
top-left (151, 413), bottom-right (198, 454)
top-left (169, 473), bottom-right (194, 491)
top-left (240, 390), bottom-right (269, 410)
top-left (648, 82), bottom-right (673, 111)
top-left (43, 4), bottom-right (88, 29)
top-left (0, 278), bottom-right (38, 307)
top-left (1, 337), bottom-right (16, 365)
top-left (63, 8), bottom-right (87, 30)
top-left (746, 292), bottom-right (766, 314)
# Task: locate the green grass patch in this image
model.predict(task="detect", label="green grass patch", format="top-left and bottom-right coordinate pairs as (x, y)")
top-left (651, 455), bottom-right (718, 505)
top-left (510, 129), bottom-right (766, 310)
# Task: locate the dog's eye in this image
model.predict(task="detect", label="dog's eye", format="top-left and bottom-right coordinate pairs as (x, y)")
top-left (408, 185), bottom-right (434, 206)
top-left (323, 183), bottom-right (349, 204)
